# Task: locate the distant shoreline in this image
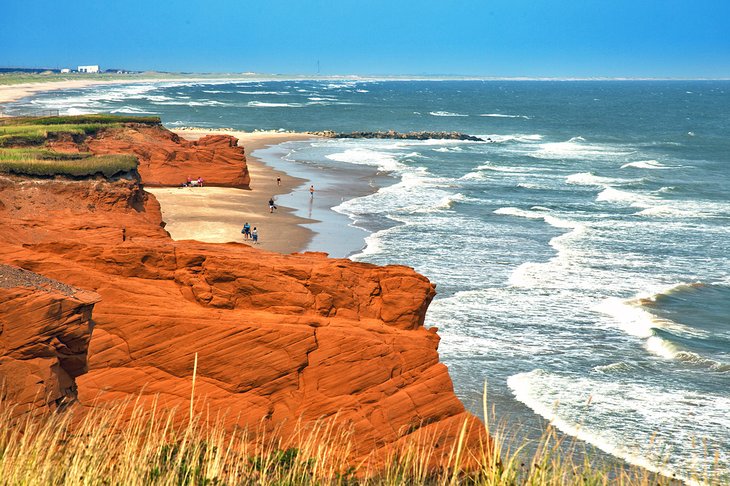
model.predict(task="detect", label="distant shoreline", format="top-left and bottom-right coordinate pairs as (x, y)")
top-left (2, 75), bottom-right (726, 111)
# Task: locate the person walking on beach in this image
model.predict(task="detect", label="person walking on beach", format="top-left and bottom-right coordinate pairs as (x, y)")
top-left (252, 227), bottom-right (258, 244)
top-left (242, 222), bottom-right (251, 240)
top-left (276, 176), bottom-right (281, 186)
top-left (309, 185), bottom-right (315, 198)
top-left (269, 197), bottom-right (277, 213)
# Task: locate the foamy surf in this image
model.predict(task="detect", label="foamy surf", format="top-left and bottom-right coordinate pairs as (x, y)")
top-left (429, 111), bottom-right (469, 117)
top-left (508, 370), bottom-right (716, 485)
top-left (247, 101), bottom-right (303, 108)
top-left (531, 136), bottom-right (633, 160)
top-left (621, 160), bottom-right (674, 169)
top-left (325, 148), bottom-right (405, 172)
top-left (479, 113), bottom-right (531, 119)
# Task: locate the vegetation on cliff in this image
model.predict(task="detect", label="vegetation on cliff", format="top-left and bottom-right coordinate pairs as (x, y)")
top-left (0, 114), bottom-right (160, 146)
top-left (0, 148), bottom-right (137, 177)
top-left (0, 115), bottom-right (153, 176)
top-left (0, 392), bottom-right (697, 485)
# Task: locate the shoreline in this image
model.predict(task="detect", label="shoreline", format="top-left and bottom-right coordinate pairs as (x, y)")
top-left (153, 127), bottom-right (384, 258)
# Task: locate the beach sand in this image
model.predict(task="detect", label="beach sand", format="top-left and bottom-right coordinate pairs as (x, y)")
top-left (0, 79), bottom-right (151, 111)
top-left (148, 129), bottom-right (319, 254)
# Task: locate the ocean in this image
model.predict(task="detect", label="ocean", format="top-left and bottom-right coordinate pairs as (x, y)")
top-left (8, 79), bottom-right (729, 481)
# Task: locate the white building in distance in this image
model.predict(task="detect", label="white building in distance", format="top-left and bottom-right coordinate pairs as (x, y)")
top-left (77, 65), bottom-right (100, 73)
top-left (60, 68), bottom-right (71, 73)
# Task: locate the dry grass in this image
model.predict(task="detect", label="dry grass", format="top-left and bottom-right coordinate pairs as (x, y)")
top-left (0, 149), bottom-right (137, 177)
top-left (0, 376), bottom-right (717, 486)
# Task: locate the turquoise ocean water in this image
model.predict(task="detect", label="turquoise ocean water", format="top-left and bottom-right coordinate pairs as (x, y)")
top-left (7, 80), bottom-right (729, 481)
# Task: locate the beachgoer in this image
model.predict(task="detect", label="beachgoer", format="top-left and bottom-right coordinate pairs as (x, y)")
top-left (309, 185), bottom-right (315, 198)
top-left (276, 176), bottom-right (281, 186)
top-left (186, 176), bottom-right (192, 186)
top-left (242, 222), bottom-right (251, 240)
top-left (269, 197), bottom-right (276, 213)
top-left (197, 177), bottom-right (204, 187)
top-left (252, 227), bottom-right (258, 243)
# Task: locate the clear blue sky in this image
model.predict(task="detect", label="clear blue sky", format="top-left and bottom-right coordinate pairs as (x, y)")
top-left (2, 0), bottom-right (728, 77)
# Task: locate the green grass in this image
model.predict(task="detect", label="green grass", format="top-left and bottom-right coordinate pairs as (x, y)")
top-left (0, 148), bottom-right (137, 177)
top-left (0, 114), bottom-right (161, 147)
top-left (0, 114), bottom-right (161, 126)
top-left (0, 123), bottom-right (109, 146)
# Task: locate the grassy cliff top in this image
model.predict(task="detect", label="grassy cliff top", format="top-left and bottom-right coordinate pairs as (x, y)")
top-left (0, 114), bottom-right (160, 147)
top-left (0, 115), bottom-right (145, 177)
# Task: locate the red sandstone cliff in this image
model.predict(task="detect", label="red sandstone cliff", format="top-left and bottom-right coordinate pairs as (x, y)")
top-left (49, 124), bottom-right (250, 187)
top-left (0, 122), bottom-right (486, 465)
top-left (0, 264), bottom-right (99, 417)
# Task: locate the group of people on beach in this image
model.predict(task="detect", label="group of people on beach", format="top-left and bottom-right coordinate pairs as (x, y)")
top-left (241, 222), bottom-right (258, 243)
top-left (239, 180), bottom-right (317, 244)
top-left (182, 176), bottom-right (204, 187)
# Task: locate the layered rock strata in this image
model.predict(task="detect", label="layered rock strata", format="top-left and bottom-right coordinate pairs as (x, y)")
top-left (0, 264), bottom-right (99, 417)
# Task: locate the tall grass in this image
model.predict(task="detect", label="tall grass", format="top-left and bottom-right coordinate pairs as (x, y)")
top-left (0, 149), bottom-right (137, 177)
top-left (0, 123), bottom-right (114, 147)
top-left (0, 114), bottom-right (161, 126)
top-left (0, 379), bottom-right (715, 485)
top-left (0, 115), bottom-right (161, 146)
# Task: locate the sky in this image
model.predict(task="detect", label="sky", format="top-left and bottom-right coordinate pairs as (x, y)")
top-left (2, 0), bottom-right (729, 78)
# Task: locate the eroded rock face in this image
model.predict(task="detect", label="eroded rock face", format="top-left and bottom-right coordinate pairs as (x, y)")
top-left (0, 264), bottom-right (99, 417)
top-left (0, 123), bottom-right (486, 464)
top-left (84, 125), bottom-right (250, 187)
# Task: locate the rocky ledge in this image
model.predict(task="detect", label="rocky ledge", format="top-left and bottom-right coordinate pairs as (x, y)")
top-left (310, 130), bottom-right (485, 142)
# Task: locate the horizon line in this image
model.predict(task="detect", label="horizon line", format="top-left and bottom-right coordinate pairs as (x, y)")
top-left (2, 69), bottom-right (729, 82)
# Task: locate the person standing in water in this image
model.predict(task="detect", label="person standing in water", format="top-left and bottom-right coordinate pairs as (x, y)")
top-left (309, 185), bottom-right (315, 198)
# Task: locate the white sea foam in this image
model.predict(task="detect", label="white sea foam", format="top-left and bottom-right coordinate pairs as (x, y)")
top-left (237, 90), bottom-right (290, 95)
top-left (532, 136), bottom-right (632, 160)
top-left (592, 362), bottom-right (634, 374)
top-left (508, 370), bottom-right (721, 484)
top-left (480, 133), bottom-right (543, 143)
top-left (66, 107), bottom-right (95, 115)
top-left (479, 113), bottom-right (530, 119)
top-left (596, 187), bottom-right (655, 207)
top-left (635, 205), bottom-right (697, 218)
top-left (433, 147), bottom-right (463, 153)
top-left (247, 101), bottom-right (303, 108)
top-left (110, 106), bottom-right (159, 115)
top-left (325, 148), bottom-right (404, 172)
top-left (566, 172), bottom-right (624, 186)
top-left (429, 111), bottom-right (469, 117)
top-left (621, 160), bottom-right (673, 169)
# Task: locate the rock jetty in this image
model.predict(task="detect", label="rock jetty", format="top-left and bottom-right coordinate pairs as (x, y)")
top-left (310, 130), bottom-right (484, 142)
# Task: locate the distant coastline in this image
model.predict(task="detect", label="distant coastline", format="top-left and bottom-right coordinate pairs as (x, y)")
top-left (2, 74), bottom-right (728, 112)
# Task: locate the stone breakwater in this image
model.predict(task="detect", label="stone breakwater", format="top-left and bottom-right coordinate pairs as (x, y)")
top-left (0, 119), bottom-right (487, 467)
top-left (309, 130), bottom-right (485, 142)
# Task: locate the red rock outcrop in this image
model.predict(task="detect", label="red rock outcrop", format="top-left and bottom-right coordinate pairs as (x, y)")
top-left (0, 123), bottom-right (486, 466)
top-left (0, 264), bottom-right (99, 418)
top-left (80, 124), bottom-right (250, 187)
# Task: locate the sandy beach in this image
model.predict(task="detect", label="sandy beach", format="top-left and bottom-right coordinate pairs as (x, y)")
top-left (0, 79), bottom-right (151, 111)
top-left (148, 129), bottom-right (320, 254)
